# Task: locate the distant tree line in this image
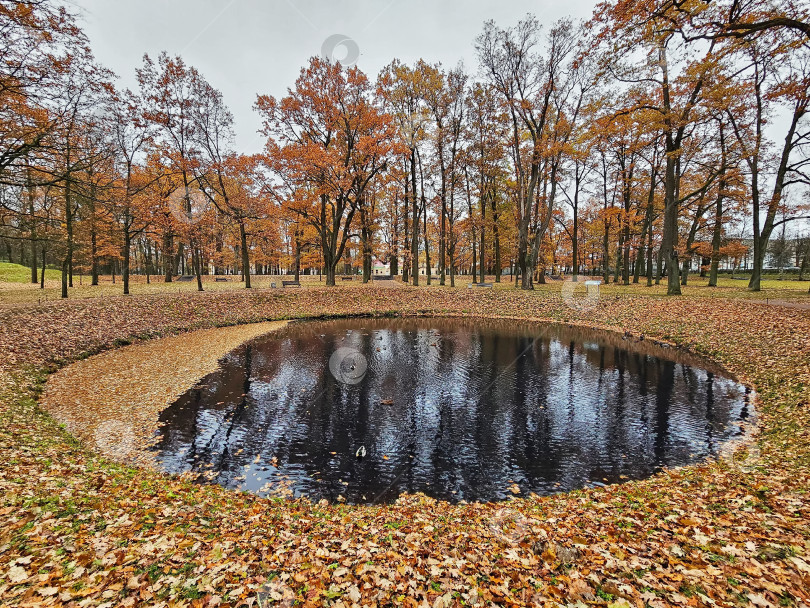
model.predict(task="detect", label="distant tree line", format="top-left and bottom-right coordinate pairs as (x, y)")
top-left (0, 0), bottom-right (808, 295)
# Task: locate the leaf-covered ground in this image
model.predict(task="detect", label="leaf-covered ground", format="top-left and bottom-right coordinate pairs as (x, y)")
top-left (1, 267), bottom-right (808, 308)
top-left (1, 287), bottom-right (809, 608)
top-left (38, 321), bottom-right (289, 469)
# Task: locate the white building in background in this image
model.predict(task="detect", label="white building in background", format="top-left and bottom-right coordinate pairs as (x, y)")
top-left (372, 258), bottom-right (391, 275)
top-left (369, 258), bottom-right (453, 277)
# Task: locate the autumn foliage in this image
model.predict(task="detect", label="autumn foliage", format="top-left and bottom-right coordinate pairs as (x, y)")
top-left (0, 0), bottom-right (808, 296)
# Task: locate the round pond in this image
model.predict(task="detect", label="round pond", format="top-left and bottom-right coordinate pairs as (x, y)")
top-left (152, 318), bottom-right (752, 503)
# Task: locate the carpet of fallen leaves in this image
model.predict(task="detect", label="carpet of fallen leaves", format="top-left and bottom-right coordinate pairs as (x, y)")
top-left (39, 321), bottom-right (289, 468)
top-left (1, 286), bottom-right (809, 608)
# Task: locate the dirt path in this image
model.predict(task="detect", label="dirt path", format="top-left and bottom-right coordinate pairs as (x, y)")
top-left (753, 298), bottom-right (810, 310)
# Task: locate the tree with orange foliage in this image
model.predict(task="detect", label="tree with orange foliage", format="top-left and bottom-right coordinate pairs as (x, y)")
top-left (476, 17), bottom-right (580, 289)
top-left (377, 60), bottom-right (433, 285)
top-left (593, 1), bottom-right (726, 294)
top-left (51, 51), bottom-right (111, 298)
top-left (465, 82), bottom-right (509, 283)
top-left (138, 52), bottom-right (206, 290)
top-left (656, 0), bottom-right (809, 42)
top-left (257, 57), bottom-right (400, 286)
top-left (0, 0), bottom-right (86, 182)
top-left (190, 71), bottom-right (265, 288)
top-left (722, 38), bottom-right (810, 290)
top-left (106, 87), bottom-right (154, 295)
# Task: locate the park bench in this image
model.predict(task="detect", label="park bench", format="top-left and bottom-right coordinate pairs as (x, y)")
top-left (214, 277), bottom-right (229, 282)
top-left (373, 275), bottom-right (393, 281)
top-left (468, 282), bottom-right (493, 289)
top-left (341, 276), bottom-right (354, 281)
top-left (177, 275), bottom-right (195, 282)
top-left (584, 279), bottom-right (601, 296)
top-left (282, 280), bottom-right (301, 288)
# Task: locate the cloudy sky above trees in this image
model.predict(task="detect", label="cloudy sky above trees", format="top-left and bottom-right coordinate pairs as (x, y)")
top-left (72, 0), bottom-right (595, 152)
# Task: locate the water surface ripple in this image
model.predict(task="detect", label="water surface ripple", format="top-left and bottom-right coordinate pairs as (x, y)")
top-left (152, 318), bottom-right (751, 503)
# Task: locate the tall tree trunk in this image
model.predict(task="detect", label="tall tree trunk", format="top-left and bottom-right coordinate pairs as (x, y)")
top-left (239, 220), bottom-right (251, 289)
top-left (325, 259), bottom-right (337, 286)
top-left (449, 183), bottom-right (456, 288)
top-left (411, 149), bottom-right (419, 286)
top-left (747, 102), bottom-right (804, 291)
top-left (145, 240), bottom-right (152, 284)
top-left (363, 234), bottom-right (372, 283)
top-left (646, 218), bottom-right (654, 287)
top-left (491, 190), bottom-right (501, 283)
top-left (657, 38), bottom-right (712, 295)
top-left (423, 196), bottom-right (431, 284)
top-left (637, 167), bottom-right (656, 285)
top-left (29, 228), bottom-right (38, 284)
top-left (361, 219), bottom-right (372, 284)
top-left (40, 246), bottom-right (46, 289)
top-left (402, 172), bottom-right (410, 283)
top-left (634, 200), bottom-right (650, 284)
top-left (571, 194), bottom-right (579, 280)
top-left (518, 221), bottom-right (530, 289)
top-left (614, 230), bottom-right (623, 284)
top-left (634, 219), bottom-right (648, 285)
top-left (479, 189), bottom-right (486, 284)
top-left (708, 188), bottom-right (722, 290)
top-left (214, 219), bottom-right (223, 275)
top-left (164, 231), bottom-right (173, 282)
top-left (601, 155), bottom-right (611, 283)
top-left (390, 193), bottom-right (399, 277)
top-left (26, 170), bottom-right (38, 284)
top-left (681, 258), bottom-right (690, 285)
top-left (655, 241), bottom-right (664, 284)
top-left (61, 175), bottom-right (73, 300)
top-left (622, 223), bottom-right (631, 285)
top-left (661, 145), bottom-right (682, 294)
top-left (190, 244), bottom-right (203, 291)
top-left (294, 232), bottom-right (302, 282)
top-left (439, 152), bottom-right (447, 286)
top-left (465, 169), bottom-right (477, 283)
top-left (123, 229), bottom-right (131, 295)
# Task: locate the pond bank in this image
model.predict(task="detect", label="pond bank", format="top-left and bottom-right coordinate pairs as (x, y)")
top-left (40, 321), bottom-right (288, 467)
top-left (1, 288), bottom-right (809, 607)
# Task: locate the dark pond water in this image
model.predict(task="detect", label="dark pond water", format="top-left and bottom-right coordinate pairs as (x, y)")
top-left (151, 318), bottom-right (752, 503)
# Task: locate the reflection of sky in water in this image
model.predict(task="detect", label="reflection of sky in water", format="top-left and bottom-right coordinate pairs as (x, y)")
top-left (152, 318), bottom-right (751, 504)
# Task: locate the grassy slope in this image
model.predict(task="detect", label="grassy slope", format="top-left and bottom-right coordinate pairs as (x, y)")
top-left (0, 261), bottom-right (61, 283)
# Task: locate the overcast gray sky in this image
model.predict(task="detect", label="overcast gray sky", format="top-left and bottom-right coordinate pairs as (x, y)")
top-left (71, 0), bottom-right (597, 153)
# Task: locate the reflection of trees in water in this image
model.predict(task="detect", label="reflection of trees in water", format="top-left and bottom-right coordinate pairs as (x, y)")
top-left (152, 319), bottom-right (748, 503)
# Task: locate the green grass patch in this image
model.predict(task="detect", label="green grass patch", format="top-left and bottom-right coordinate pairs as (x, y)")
top-left (0, 261), bottom-right (61, 283)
